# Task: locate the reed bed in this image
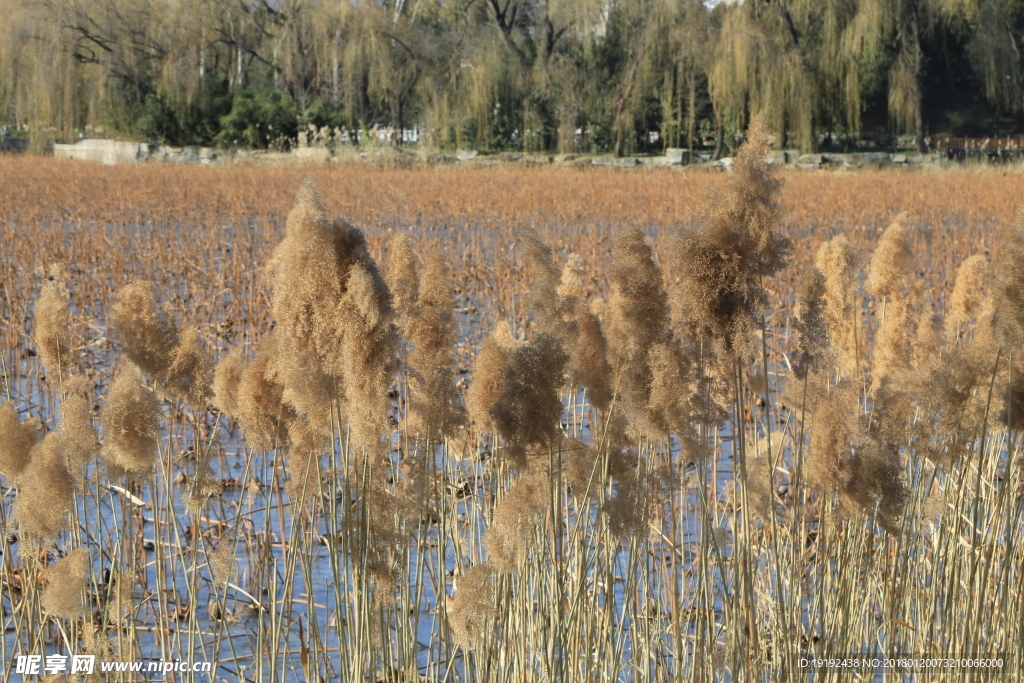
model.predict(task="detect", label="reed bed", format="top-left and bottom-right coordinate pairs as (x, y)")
top-left (1, 142), bottom-right (1023, 682)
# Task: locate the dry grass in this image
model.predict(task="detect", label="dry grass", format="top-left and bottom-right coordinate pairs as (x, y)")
top-left (1, 153), bottom-right (1023, 681)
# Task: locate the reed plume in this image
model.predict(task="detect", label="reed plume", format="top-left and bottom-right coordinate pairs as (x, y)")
top-left (792, 268), bottom-right (830, 380)
top-left (0, 402), bottom-right (41, 483)
top-left (917, 343), bottom-right (994, 465)
top-left (806, 380), bottom-right (858, 493)
top-left (110, 281), bottom-right (211, 406)
top-left (745, 448), bottom-right (775, 520)
top-left (448, 564), bottom-right (498, 649)
top-left (915, 305), bottom-right (943, 370)
top-left (161, 326), bottom-right (212, 407)
top-left (234, 332), bottom-right (297, 451)
top-left (484, 465), bottom-right (551, 571)
top-left (670, 113), bottom-right (791, 358)
top-left (561, 438), bottom-right (598, 499)
top-left (865, 213), bottom-right (913, 298)
top-left (467, 321), bottom-right (522, 435)
top-left (603, 466), bottom-right (667, 540)
top-left (992, 205), bottom-right (1024, 350)
top-left (559, 254), bottom-right (613, 411)
top-left (841, 439), bottom-right (909, 535)
top-left (100, 363), bottom-right (163, 475)
top-left (284, 420), bottom-right (324, 505)
top-left (946, 254), bottom-right (988, 342)
top-left (387, 233), bottom-right (419, 320)
top-left (208, 542), bottom-right (237, 586)
top-left (490, 333), bottom-right (569, 452)
top-left (871, 287), bottom-right (918, 392)
top-left (815, 235), bottom-right (860, 377)
top-left (57, 374), bottom-right (98, 486)
top-left (33, 264), bottom-right (72, 379)
top-left (14, 432), bottom-right (74, 542)
top-left (109, 281), bottom-right (178, 380)
top-left (520, 227), bottom-right (567, 336)
top-left (212, 347), bottom-right (248, 416)
top-left (389, 239), bottom-right (467, 438)
top-left (42, 548), bottom-right (89, 619)
top-left (605, 227), bottom-right (674, 435)
top-left (268, 181), bottom-right (399, 456)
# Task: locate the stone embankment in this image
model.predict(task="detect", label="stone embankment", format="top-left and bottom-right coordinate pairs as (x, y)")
top-left (38, 138), bottom-right (964, 169)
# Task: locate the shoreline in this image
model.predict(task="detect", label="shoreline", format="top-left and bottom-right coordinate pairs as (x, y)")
top-left (10, 137), bottom-right (1019, 170)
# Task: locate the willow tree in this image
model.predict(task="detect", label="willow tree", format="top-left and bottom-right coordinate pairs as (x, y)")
top-left (662, 0), bottom-right (716, 152)
top-left (943, 0), bottom-right (1024, 116)
top-left (480, 0), bottom-right (598, 151)
top-left (710, 0), bottom-right (819, 152)
top-left (834, 0), bottom-right (1018, 151)
top-left (0, 0), bottom-right (86, 140)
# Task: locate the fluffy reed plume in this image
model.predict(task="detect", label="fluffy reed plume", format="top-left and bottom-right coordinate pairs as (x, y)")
top-left (670, 113), bottom-right (791, 358)
top-left (922, 489), bottom-right (947, 521)
top-left (234, 333), bottom-right (298, 450)
top-left (109, 281), bottom-right (178, 380)
top-left (744, 449), bottom-right (774, 520)
top-left (603, 466), bottom-right (667, 540)
top-left (484, 466), bottom-right (551, 571)
top-left (869, 376), bottom-right (916, 446)
top-left (605, 227), bottom-right (670, 374)
top-left (489, 333), bottom-right (569, 452)
top-left (391, 246), bottom-right (467, 438)
top-left (572, 314), bottom-right (614, 412)
top-left (520, 227), bottom-right (566, 335)
top-left (268, 181), bottom-right (399, 455)
top-left (556, 253), bottom-right (587, 304)
top-left (106, 571), bottom-right (136, 623)
top-left (14, 433), bottom-right (74, 542)
top-left (917, 344), bottom-right (994, 464)
top-left (467, 321), bottom-right (522, 434)
top-left (344, 490), bottom-right (406, 589)
top-left (284, 421), bottom-right (323, 505)
top-left (161, 326), bottom-right (212, 407)
top-left (561, 438), bottom-right (598, 498)
top-left (387, 233), bottom-right (419, 320)
top-left (1001, 359), bottom-right (1024, 431)
top-left (792, 268), bottom-right (830, 380)
top-left (183, 461), bottom-right (222, 515)
top-left (33, 264), bottom-right (72, 378)
top-left (871, 289), bottom-right (917, 392)
top-left (605, 227), bottom-right (675, 430)
top-left (840, 440), bottom-right (909, 535)
top-left (865, 213), bottom-right (913, 298)
top-left (0, 402), bottom-right (41, 483)
top-left (915, 305), bottom-right (943, 369)
top-left (208, 542), bottom-right (237, 585)
top-left (645, 340), bottom-right (704, 444)
top-left (42, 548), bottom-right (88, 619)
top-left (448, 564), bottom-right (498, 649)
top-left (100, 364), bottom-right (163, 475)
top-left (558, 254), bottom-right (613, 411)
top-left (57, 374), bottom-right (98, 485)
top-left (806, 381), bottom-right (858, 493)
top-left (212, 347), bottom-right (247, 415)
top-left (815, 235), bottom-right (860, 376)
top-left (992, 205), bottom-right (1024, 349)
top-left (946, 254), bottom-right (988, 341)
top-left (109, 281), bottom-right (211, 406)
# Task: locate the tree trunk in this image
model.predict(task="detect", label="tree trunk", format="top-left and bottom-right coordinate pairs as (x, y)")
top-left (687, 65), bottom-right (697, 154)
top-left (712, 108), bottom-right (724, 160)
